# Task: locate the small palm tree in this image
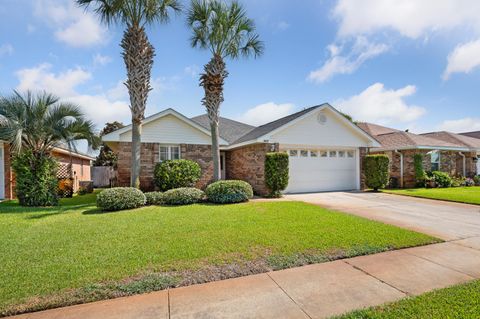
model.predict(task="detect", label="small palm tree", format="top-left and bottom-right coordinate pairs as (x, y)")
top-left (77, 0), bottom-right (181, 188)
top-left (0, 91), bottom-right (99, 155)
top-left (187, 0), bottom-right (264, 181)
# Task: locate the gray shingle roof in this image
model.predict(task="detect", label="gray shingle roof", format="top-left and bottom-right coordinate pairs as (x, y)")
top-left (232, 104), bottom-right (327, 144)
top-left (356, 122), bottom-right (400, 136)
top-left (460, 131), bottom-right (480, 140)
top-left (374, 131), bottom-right (462, 150)
top-left (190, 114), bottom-right (256, 144)
top-left (421, 131), bottom-right (480, 149)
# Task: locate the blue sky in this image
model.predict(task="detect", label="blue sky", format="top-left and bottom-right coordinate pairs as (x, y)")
top-left (1, 0), bottom-right (480, 140)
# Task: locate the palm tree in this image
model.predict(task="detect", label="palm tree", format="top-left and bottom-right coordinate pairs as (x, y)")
top-left (77, 0), bottom-right (181, 188)
top-left (187, 0), bottom-right (263, 181)
top-left (0, 91), bottom-right (99, 156)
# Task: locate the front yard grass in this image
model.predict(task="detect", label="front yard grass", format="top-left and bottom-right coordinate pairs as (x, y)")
top-left (337, 279), bottom-right (480, 318)
top-left (384, 187), bottom-right (480, 205)
top-left (0, 193), bottom-right (438, 316)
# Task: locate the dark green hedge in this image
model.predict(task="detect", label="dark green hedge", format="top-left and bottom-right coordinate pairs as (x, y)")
top-left (414, 153), bottom-right (426, 187)
top-left (364, 154), bottom-right (390, 191)
top-left (97, 187), bottom-right (146, 211)
top-left (11, 150), bottom-right (59, 207)
top-left (154, 159), bottom-right (201, 192)
top-left (265, 152), bottom-right (289, 197)
top-left (205, 180), bottom-right (253, 204)
top-left (162, 187), bottom-right (205, 205)
top-left (144, 191), bottom-right (164, 205)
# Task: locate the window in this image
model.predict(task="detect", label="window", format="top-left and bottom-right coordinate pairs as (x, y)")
top-left (289, 150), bottom-right (298, 157)
top-left (159, 145), bottom-right (180, 162)
top-left (430, 150), bottom-right (440, 171)
top-left (329, 150), bottom-right (337, 157)
top-left (320, 151), bottom-right (328, 157)
top-left (310, 150), bottom-right (318, 157)
top-left (338, 151), bottom-right (346, 158)
top-left (300, 150), bottom-right (309, 157)
top-left (347, 150), bottom-right (354, 158)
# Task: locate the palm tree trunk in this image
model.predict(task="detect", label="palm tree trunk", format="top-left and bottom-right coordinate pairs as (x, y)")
top-left (121, 24), bottom-right (155, 189)
top-left (200, 54), bottom-right (228, 181)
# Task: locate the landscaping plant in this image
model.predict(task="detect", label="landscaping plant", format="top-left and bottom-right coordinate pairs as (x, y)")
top-left (77, 0), bottom-right (181, 188)
top-left (265, 152), bottom-right (289, 197)
top-left (187, 0), bottom-right (264, 181)
top-left (413, 153), bottom-right (426, 187)
top-left (161, 187), bottom-right (205, 205)
top-left (0, 91), bottom-right (98, 206)
top-left (97, 187), bottom-right (146, 211)
top-left (431, 171), bottom-right (452, 188)
top-left (206, 180), bottom-right (253, 203)
top-left (144, 191), bottom-right (165, 205)
top-left (364, 154), bottom-right (390, 191)
top-left (154, 159), bottom-right (201, 191)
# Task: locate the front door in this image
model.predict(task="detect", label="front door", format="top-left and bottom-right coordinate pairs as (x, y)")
top-left (0, 142), bottom-right (4, 199)
top-left (220, 152), bottom-right (226, 180)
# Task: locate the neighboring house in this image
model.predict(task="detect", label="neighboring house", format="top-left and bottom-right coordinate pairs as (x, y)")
top-left (460, 131), bottom-right (480, 174)
top-left (0, 142), bottom-right (94, 200)
top-left (102, 104), bottom-right (380, 195)
top-left (357, 123), bottom-right (480, 188)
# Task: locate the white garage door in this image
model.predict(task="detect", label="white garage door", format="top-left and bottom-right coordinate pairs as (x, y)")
top-left (284, 149), bottom-right (358, 193)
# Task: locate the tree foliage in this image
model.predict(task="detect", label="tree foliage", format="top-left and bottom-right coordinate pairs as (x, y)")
top-left (265, 152), bottom-right (289, 197)
top-left (364, 154), bottom-right (390, 191)
top-left (94, 121), bottom-right (125, 167)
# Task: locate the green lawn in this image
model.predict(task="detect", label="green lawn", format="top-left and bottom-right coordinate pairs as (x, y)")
top-left (384, 187), bottom-right (480, 205)
top-left (0, 193), bottom-right (438, 315)
top-left (337, 280), bottom-right (480, 318)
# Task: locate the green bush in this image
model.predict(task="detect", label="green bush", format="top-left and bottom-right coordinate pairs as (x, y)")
top-left (364, 155), bottom-right (390, 191)
top-left (431, 171), bottom-right (452, 188)
top-left (162, 187), bottom-right (205, 205)
top-left (154, 159), bottom-right (201, 191)
top-left (145, 192), bottom-right (164, 205)
top-left (413, 153), bottom-right (427, 187)
top-left (451, 176), bottom-right (465, 187)
top-left (11, 150), bottom-right (59, 206)
top-left (474, 176), bottom-right (480, 186)
top-left (206, 180), bottom-right (253, 204)
top-left (265, 152), bottom-right (289, 197)
top-left (97, 187), bottom-right (146, 211)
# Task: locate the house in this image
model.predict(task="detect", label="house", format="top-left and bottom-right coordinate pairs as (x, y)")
top-left (0, 142), bottom-right (94, 200)
top-left (357, 123), bottom-right (480, 188)
top-left (460, 131), bottom-right (480, 174)
top-left (102, 104), bottom-right (380, 195)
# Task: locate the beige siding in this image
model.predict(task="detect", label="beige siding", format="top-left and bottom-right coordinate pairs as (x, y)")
top-left (271, 108), bottom-right (370, 147)
top-left (119, 114), bottom-right (212, 145)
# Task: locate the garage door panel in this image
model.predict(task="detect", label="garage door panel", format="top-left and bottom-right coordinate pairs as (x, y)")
top-left (285, 148), bottom-right (358, 193)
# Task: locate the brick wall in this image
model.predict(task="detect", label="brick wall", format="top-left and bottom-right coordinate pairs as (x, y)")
top-left (180, 144), bottom-right (213, 189)
top-left (371, 149), bottom-right (475, 188)
top-left (226, 143), bottom-right (278, 196)
top-left (116, 142), bottom-right (159, 191)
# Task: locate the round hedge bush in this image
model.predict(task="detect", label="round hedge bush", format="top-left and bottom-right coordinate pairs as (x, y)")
top-left (97, 187), bottom-right (146, 211)
top-left (154, 159), bottom-right (201, 191)
top-left (162, 187), bottom-right (205, 205)
top-left (144, 192), bottom-right (164, 206)
top-left (206, 180), bottom-right (253, 204)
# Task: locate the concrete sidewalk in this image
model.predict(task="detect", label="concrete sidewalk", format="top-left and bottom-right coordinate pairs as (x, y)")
top-left (11, 236), bottom-right (480, 319)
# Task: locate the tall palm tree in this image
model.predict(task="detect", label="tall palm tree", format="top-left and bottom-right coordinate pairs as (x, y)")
top-left (77, 0), bottom-right (181, 188)
top-left (187, 0), bottom-right (263, 181)
top-left (0, 91), bottom-right (99, 156)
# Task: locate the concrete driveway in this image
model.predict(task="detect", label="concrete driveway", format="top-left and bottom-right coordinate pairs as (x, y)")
top-left (285, 191), bottom-right (480, 241)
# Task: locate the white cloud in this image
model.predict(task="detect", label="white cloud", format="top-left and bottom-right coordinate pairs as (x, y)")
top-left (237, 102), bottom-right (295, 126)
top-left (333, 0), bottom-right (480, 39)
top-left (93, 54), bottom-right (112, 66)
top-left (0, 44), bottom-right (14, 57)
top-left (276, 21), bottom-right (290, 31)
top-left (184, 65), bottom-right (200, 78)
top-left (16, 63), bottom-right (91, 96)
top-left (34, 0), bottom-right (107, 48)
top-left (335, 83), bottom-right (426, 124)
top-left (15, 63), bottom-right (130, 127)
top-left (443, 39), bottom-right (480, 80)
top-left (308, 37), bottom-right (389, 83)
top-left (437, 117), bottom-right (480, 133)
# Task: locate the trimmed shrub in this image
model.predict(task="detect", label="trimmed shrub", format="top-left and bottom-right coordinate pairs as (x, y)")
top-left (364, 155), bottom-right (390, 191)
top-left (265, 152), bottom-right (289, 197)
top-left (474, 176), bottom-right (480, 186)
top-left (431, 171), bottom-right (452, 188)
top-left (206, 180), bottom-right (253, 204)
top-left (154, 159), bottom-right (202, 191)
top-left (451, 176), bottom-right (465, 187)
top-left (413, 153), bottom-right (427, 187)
top-left (97, 187), bottom-right (146, 211)
top-left (465, 177), bottom-right (475, 187)
top-left (162, 187), bottom-right (205, 205)
top-left (145, 192), bottom-right (164, 205)
top-left (11, 150), bottom-right (59, 206)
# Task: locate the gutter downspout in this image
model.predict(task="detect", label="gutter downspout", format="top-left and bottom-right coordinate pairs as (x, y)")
top-left (458, 152), bottom-right (466, 176)
top-left (395, 150), bottom-right (404, 188)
